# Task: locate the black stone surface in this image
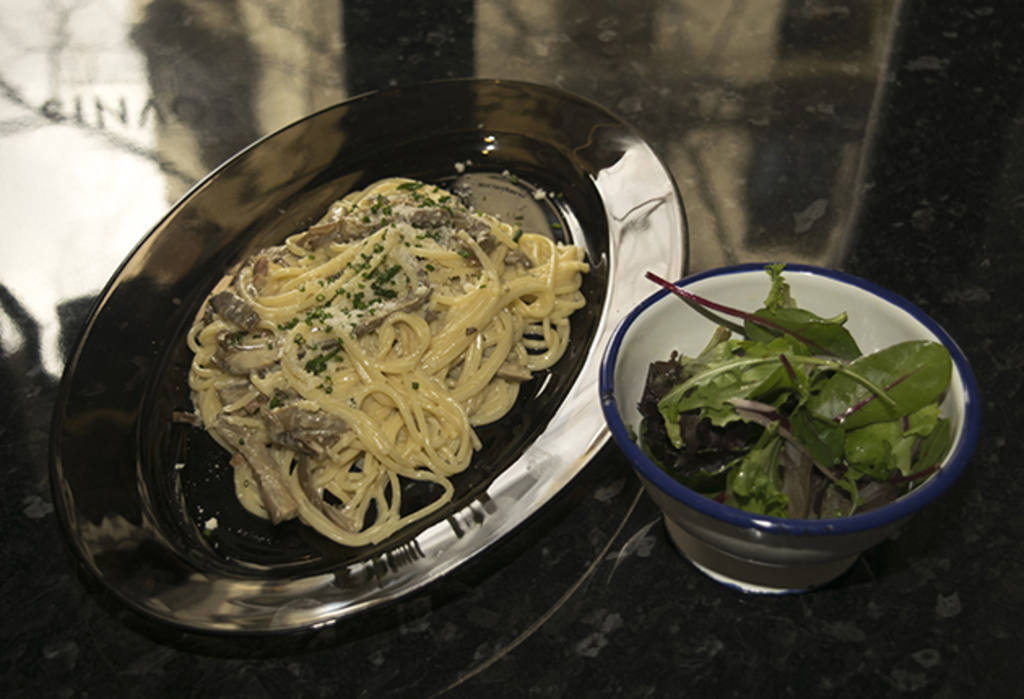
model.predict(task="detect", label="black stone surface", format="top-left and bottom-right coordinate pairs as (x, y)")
top-left (2, 0), bottom-right (1022, 696)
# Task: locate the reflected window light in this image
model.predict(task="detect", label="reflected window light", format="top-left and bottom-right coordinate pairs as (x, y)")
top-left (0, 1), bottom-right (167, 378)
top-left (532, 371), bottom-right (553, 399)
top-left (0, 306), bottom-right (25, 357)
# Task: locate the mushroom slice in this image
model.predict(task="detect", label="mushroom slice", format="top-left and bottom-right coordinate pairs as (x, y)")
top-left (264, 406), bottom-right (349, 455)
top-left (494, 361), bottom-right (533, 383)
top-left (209, 290), bottom-right (261, 331)
top-left (212, 418), bottom-right (298, 524)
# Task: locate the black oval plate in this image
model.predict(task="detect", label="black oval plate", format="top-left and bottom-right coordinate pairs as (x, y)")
top-left (50, 79), bottom-right (687, 633)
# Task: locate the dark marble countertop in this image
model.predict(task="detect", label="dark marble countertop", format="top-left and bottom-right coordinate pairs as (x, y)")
top-left (2, 1), bottom-right (1022, 696)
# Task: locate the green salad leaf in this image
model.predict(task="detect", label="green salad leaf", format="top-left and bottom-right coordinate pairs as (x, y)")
top-left (806, 340), bottom-right (952, 429)
top-left (741, 265), bottom-right (863, 360)
top-left (636, 266), bottom-right (955, 519)
top-left (724, 425), bottom-right (788, 517)
top-left (657, 337), bottom-right (808, 435)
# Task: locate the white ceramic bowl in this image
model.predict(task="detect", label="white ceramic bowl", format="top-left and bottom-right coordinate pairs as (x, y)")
top-left (599, 263), bottom-right (981, 593)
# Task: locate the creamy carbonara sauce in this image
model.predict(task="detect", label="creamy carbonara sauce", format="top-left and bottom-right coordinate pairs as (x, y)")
top-left (186, 177), bottom-right (589, 546)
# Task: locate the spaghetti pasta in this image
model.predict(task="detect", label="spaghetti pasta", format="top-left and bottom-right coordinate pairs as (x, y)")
top-left (186, 177), bottom-right (589, 546)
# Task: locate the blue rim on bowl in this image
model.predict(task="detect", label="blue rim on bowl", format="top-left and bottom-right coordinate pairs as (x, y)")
top-left (599, 262), bottom-right (982, 539)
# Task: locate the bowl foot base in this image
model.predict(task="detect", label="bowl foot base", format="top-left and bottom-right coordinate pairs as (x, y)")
top-left (663, 518), bottom-right (857, 594)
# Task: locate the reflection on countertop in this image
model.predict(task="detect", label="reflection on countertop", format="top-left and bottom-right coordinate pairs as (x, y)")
top-left (2, 0), bottom-right (1023, 696)
top-left (2, 1), bottom-right (889, 378)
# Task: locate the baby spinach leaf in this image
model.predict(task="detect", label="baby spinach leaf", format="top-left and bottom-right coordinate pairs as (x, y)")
top-left (746, 263), bottom-right (862, 360)
top-left (844, 402), bottom-right (945, 479)
top-left (724, 426), bottom-right (789, 517)
top-left (909, 417), bottom-right (952, 476)
top-left (807, 340), bottom-right (952, 430)
top-left (843, 420), bottom-right (903, 480)
top-left (638, 265), bottom-right (957, 520)
top-left (647, 271), bottom-right (842, 355)
top-left (904, 402), bottom-right (942, 438)
top-left (746, 307), bottom-right (862, 361)
top-left (788, 408), bottom-right (845, 470)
